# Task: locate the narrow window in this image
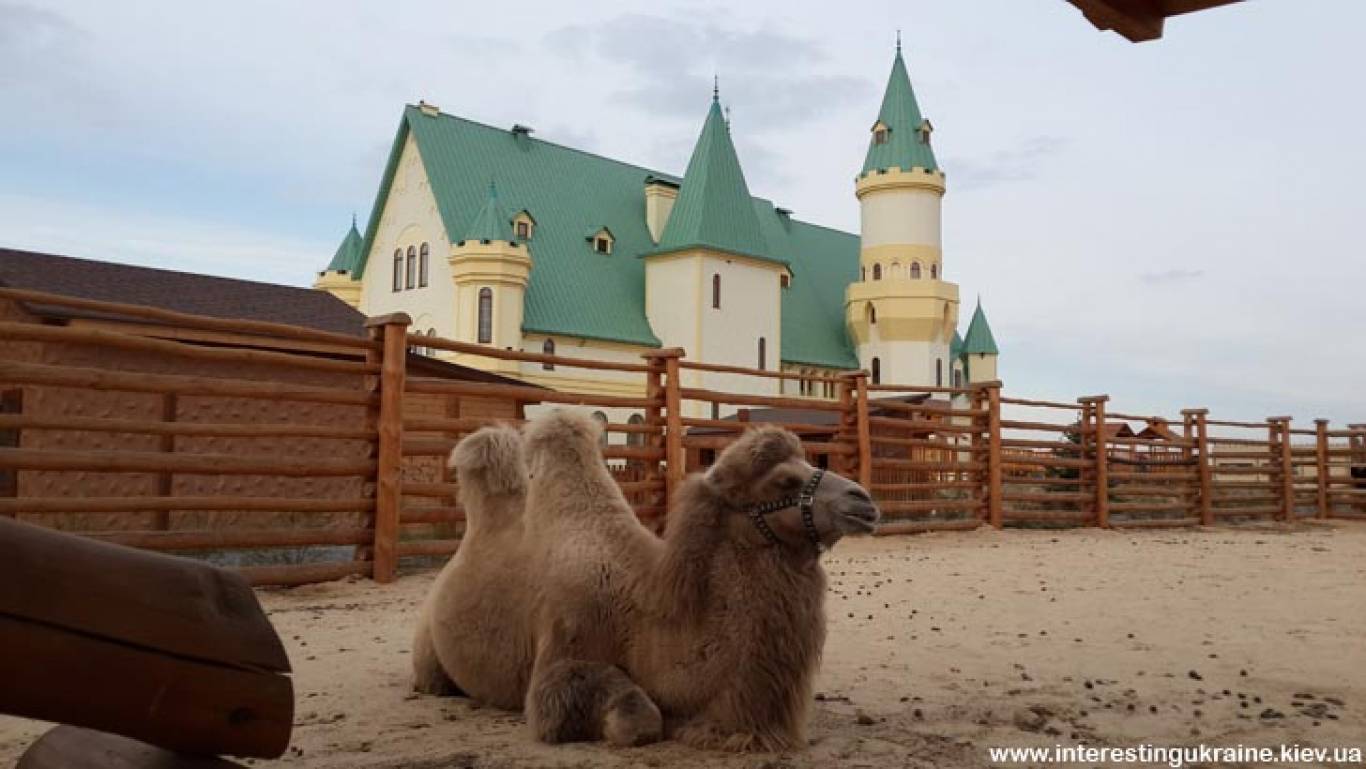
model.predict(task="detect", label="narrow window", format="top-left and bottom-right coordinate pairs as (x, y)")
top-left (757, 337), bottom-right (766, 370)
top-left (712, 274), bottom-right (721, 309)
top-left (0, 389), bottom-right (20, 499)
top-left (516, 221), bottom-right (530, 239)
top-left (710, 402), bottom-right (720, 420)
top-left (872, 264), bottom-right (882, 281)
top-left (871, 357), bottom-right (881, 385)
top-left (953, 369), bottom-right (963, 388)
top-left (542, 338), bottom-right (555, 370)
top-left (874, 127), bottom-right (888, 145)
top-left (477, 288), bottom-right (493, 344)
top-left (780, 273), bottom-right (790, 289)
top-left (930, 263), bottom-right (938, 279)
top-left (392, 249), bottom-right (403, 291)
top-left (911, 262), bottom-right (922, 279)
top-left (405, 245), bottom-right (416, 289)
top-left (936, 358), bottom-right (943, 387)
top-left (427, 328), bottom-right (437, 357)
top-left (595, 237), bottom-right (610, 254)
top-left (861, 266), bottom-right (866, 281)
top-left (868, 303), bottom-right (877, 325)
top-left (627, 414), bottom-right (645, 447)
top-left (419, 243), bottom-right (430, 287)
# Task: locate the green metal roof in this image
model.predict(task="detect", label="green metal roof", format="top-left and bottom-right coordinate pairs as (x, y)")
top-left (653, 97), bottom-right (778, 265)
top-left (950, 329), bottom-right (964, 358)
top-left (961, 300), bottom-right (999, 355)
top-left (461, 182), bottom-right (513, 243)
top-left (862, 47), bottom-right (939, 175)
top-left (354, 104), bottom-right (860, 367)
top-left (325, 217), bottom-right (364, 274)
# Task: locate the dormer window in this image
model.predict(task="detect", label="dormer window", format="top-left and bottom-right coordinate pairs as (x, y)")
top-left (917, 119), bottom-right (934, 146)
top-left (511, 210), bottom-right (536, 240)
top-left (587, 226), bottom-right (614, 254)
top-left (872, 121), bottom-right (890, 145)
top-left (780, 273), bottom-right (790, 289)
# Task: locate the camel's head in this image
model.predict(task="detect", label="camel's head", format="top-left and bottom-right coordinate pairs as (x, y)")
top-left (448, 424), bottom-right (526, 499)
top-left (705, 426), bottom-right (880, 552)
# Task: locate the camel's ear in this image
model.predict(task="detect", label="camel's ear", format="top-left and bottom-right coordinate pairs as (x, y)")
top-left (449, 425), bottom-right (525, 497)
top-left (705, 426), bottom-right (803, 495)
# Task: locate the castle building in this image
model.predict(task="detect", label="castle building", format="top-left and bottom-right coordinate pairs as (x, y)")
top-left (315, 45), bottom-right (999, 421)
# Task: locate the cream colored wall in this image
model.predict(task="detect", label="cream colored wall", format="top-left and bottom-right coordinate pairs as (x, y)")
top-left (644, 254), bottom-right (699, 359)
top-left (967, 352), bottom-right (998, 384)
top-left (860, 339), bottom-right (951, 389)
top-left (644, 184), bottom-right (677, 243)
top-left (698, 254), bottom-right (782, 416)
top-left (358, 134), bottom-right (457, 335)
top-left (860, 186), bottom-right (942, 250)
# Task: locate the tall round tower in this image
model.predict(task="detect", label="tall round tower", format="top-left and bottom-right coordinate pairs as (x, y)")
top-left (847, 41), bottom-right (959, 388)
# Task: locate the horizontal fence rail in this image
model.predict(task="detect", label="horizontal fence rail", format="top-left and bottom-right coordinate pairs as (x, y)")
top-left (1, 287), bottom-right (1362, 587)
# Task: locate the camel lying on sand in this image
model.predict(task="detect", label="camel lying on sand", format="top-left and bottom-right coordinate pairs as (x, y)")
top-left (413, 410), bottom-right (880, 751)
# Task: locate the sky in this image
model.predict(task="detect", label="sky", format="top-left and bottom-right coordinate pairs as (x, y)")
top-left (1, 0), bottom-right (1363, 425)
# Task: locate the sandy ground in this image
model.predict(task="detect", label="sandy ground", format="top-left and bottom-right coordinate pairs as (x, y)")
top-left (4, 522), bottom-right (1365, 768)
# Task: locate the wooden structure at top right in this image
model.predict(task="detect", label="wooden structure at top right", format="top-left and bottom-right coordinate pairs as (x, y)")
top-left (1066, 0), bottom-right (1243, 42)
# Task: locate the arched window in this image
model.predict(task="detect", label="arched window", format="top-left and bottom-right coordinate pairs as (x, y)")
top-left (392, 249), bottom-right (403, 292)
top-left (936, 358), bottom-right (943, 387)
top-left (426, 328), bottom-right (437, 357)
top-left (871, 357), bottom-right (881, 385)
top-left (591, 411), bottom-right (609, 447)
top-left (757, 337), bottom-right (766, 370)
top-left (712, 274), bottom-right (721, 309)
top-left (930, 263), bottom-right (938, 280)
top-left (542, 338), bottom-right (555, 370)
top-left (418, 243), bottom-right (430, 287)
top-left (868, 303), bottom-right (877, 325)
top-left (872, 264), bottom-right (882, 281)
top-left (911, 262), bottom-right (922, 280)
top-left (953, 368), bottom-right (963, 388)
top-left (627, 414), bottom-right (645, 447)
top-left (405, 245), bottom-right (416, 289)
top-left (477, 288), bottom-right (493, 344)
top-left (861, 266), bottom-right (866, 281)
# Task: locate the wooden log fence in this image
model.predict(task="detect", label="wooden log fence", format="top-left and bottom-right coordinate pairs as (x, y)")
top-left (1, 286), bottom-right (1362, 587)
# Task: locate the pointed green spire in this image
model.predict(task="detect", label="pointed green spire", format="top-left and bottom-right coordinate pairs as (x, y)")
top-left (654, 95), bottom-right (771, 261)
top-left (961, 299), bottom-right (999, 355)
top-left (326, 217), bottom-right (365, 274)
top-left (862, 43), bottom-right (939, 174)
top-left (951, 329), bottom-right (964, 359)
top-left (462, 180), bottom-right (513, 242)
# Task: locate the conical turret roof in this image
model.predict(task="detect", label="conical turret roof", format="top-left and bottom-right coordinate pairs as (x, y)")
top-left (326, 217), bottom-right (365, 274)
top-left (462, 181), bottom-right (513, 242)
top-left (961, 299), bottom-right (999, 355)
top-left (655, 93), bottom-right (774, 262)
top-left (862, 45), bottom-right (939, 174)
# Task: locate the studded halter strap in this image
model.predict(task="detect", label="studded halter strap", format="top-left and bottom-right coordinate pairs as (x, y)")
top-left (746, 469), bottom-right (826, 553)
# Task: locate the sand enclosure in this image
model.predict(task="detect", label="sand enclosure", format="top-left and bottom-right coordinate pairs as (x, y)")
top-left (3, 522), bottom-right (1363, 768)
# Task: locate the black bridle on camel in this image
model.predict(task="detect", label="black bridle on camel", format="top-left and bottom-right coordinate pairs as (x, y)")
top-left (746, 469), bottom-right (826, 553)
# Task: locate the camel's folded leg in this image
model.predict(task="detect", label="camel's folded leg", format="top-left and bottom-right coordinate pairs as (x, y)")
top-left (411, 618), bottom-right (463, 696)
top-left (525, 658), bottom-right (662, 747)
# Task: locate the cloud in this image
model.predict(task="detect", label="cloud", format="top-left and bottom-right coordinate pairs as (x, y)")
top-left (1138, 268), bottom-right (1206, 285)
top-left (544, 13), bottom-right (869, 130)
top-left (948, 135), bottom-right (1068, 190)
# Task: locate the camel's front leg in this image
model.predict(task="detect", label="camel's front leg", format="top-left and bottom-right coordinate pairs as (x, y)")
top-left (525, 656), bottom-right (662, 747)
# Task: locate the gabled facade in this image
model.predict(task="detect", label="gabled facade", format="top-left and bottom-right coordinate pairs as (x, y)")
top-left (315, 42), bottom-right (1002, 414)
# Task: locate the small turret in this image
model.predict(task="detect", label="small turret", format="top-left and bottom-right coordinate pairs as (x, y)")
top-left (960, 299), bottom-right (999, 383)
top-left (447, 182), bottom-right (531, 373)
top-left (314, 215), bottom-right (365, 308)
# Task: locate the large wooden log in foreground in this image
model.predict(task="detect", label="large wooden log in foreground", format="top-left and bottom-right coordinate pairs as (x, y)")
top-left (0, 518), bottom-right (293, 759)
top-left (19, 726), bottom-right (245, 769)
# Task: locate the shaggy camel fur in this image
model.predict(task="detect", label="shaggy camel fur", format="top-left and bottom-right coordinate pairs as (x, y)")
top-left (413, 411), bottom-right (880, 751)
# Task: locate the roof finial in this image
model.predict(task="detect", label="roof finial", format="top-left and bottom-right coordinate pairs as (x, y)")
top-left (351, 211), bottom-right (357, 228)
top-left (896, 29), bottom-right (902, 54)
top-left (724, 104), bottom-right (731, 131)
top-left (713, 74), bottom-right (719, 102)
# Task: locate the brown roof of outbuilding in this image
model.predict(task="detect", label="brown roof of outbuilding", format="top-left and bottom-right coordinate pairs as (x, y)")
top-left (0, 248), bottom-right (365, 336)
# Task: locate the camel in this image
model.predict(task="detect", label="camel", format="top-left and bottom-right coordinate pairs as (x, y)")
top-left (412, 410), bottom-right (880, 751)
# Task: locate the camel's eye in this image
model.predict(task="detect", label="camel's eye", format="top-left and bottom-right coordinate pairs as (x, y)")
top-left (777, 474), bottom-right (803, 493)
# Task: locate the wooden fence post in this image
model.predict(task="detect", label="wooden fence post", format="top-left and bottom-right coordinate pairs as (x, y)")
top-left (1080, 395), bottom-right (1110, 528)
top-left (646, 348), bottom-right (686, 505)
top-left (1182, 408), bottom-right (1212, 526)
top-left (835, 374), bottom-right (855, 479)
top-left (984, 381), bottom-right (1003, 529)
top-left (366, 313), bottom-right (409, 584)
top-left (1269, 416), bottom-right (1293, 522)
top-left (853, 372), bottom-right (872, 491)
top-left (1315, 418), bottom-right (1330, 519)
top-left (154, 393), bottom-right (177, 531)
top-left (642, 353), bottom-right (667, 518)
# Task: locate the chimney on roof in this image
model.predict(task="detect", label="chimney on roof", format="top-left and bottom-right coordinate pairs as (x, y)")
top-left (643, 175), bottom-right (680, 244)
top-left (511, 124), bottom-right (534, 136)
top-left (418, 100), bottom-right (439, 117)
top-left (775, 207), bottom-right (793, 230)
